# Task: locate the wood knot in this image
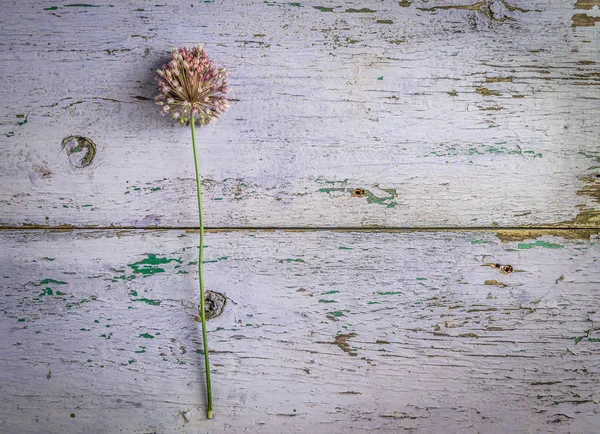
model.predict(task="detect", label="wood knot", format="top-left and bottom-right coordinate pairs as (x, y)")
top-left (195, 290), bottom-right (226, 321)
top-left (61, 136), bottom-right (97, 168)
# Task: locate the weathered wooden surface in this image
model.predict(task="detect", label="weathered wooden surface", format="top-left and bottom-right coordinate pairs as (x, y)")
top-left (1, 0), bottom-right (599, 228)
top-left (2, 1), bottom-right (600, 433)
top-left (1, 230), bottom-right (599, 433)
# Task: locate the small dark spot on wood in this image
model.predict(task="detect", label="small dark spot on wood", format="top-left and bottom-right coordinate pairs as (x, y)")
top-left (32, 164), bottom-right (53, 178)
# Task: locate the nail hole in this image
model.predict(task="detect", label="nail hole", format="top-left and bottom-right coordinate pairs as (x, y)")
top-left (195, 290), bottom-right (226, 321)
top-left (501, 265), bottom-right (514, 274)
top-left (61, 135), bottom-right (97, 168)
top-left (352, 188), bottom-right (365, 197)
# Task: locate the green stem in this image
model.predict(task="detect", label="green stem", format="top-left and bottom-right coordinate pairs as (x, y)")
top-left (190, 117), bottom-right (213, 419)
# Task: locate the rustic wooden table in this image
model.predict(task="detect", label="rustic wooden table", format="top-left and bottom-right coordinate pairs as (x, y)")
top-left (1, 1), bottom-right (599, 432)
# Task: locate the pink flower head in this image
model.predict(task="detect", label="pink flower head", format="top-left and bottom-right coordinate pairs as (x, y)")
top-left (155, 45), bottom-right (230, 126)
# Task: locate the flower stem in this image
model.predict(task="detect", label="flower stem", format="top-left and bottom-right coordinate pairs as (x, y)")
top-left (190, 117), bottom-right (213, 419)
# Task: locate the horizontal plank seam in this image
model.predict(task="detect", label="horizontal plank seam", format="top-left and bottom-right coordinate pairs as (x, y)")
top-left (0, 226), bottom-right (598, 232)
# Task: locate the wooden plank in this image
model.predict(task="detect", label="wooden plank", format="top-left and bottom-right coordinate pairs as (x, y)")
top-left (1, 0), bottom-right (599, 228)
top-left (1, 229), bottom-right (599, 432)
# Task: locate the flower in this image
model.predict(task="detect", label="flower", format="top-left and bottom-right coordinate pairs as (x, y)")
top-left (156, 45), bottom-right (229, 126)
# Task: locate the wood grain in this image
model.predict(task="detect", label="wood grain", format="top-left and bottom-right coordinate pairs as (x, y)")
top-left (1, 229), bottom-right (599, 432)
top-left (1, 0), bottom-right (599, 228)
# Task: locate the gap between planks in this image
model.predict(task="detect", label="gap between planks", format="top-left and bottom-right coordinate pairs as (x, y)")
top-left (0, 226), bottom-right (598, 233)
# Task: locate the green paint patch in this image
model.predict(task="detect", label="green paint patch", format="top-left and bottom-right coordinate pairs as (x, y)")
top-left (39, 287), bottom-right (54, 296)
top-left (339, 246), bottom-right (352, 250)
top-left (44, 6), bottom-right (58, 10)
top-left (139, 333), bottom-right (154, 339)
top-left (283, 258), bottom-right (305, 263)
top-left (570, 336), bottom-right (584, 344)
top-left (471, 240), bottom-right (489, 245)
top-left (288, 2), bottom-right (302, 6)
top-left (38, 279), bottom-right (68, 285)
top-left (17, 318), bottom-right (25, 322)
top-left (425, 144), bottom-right (542, 159)
top-left (416, 277), bottom-right (427, 281)
top-left (319, 187), bottom-right (344, 193)
top-left (115, 275), bottom-right (136, 281)
top-left (6, 132), bottom-right (15, 137)
top-left (319, 299), bottom-right (337, 303)
top-left (313, 6), bottom-right (334, 11)
top-left (70, 413), bottom-right (76, 418)
top-left (132, 298), bottom-right (161, 306)
top-left (518, 240), bottom-right (564, 249)
top-left (588, 338), bottom-right (600, 342)
top-left (322, 187), bottom-right (399, 208)
top-left (64, 4), bottom-right (100, 7)
top-left (322, 290), bottom-right (339, 295)
top-left (128, 254), bottom-right (181, 275)
top-left (134, 346), bottom-right (146, 353)
top-left (377, 76), bottom-right (384, 80)
top-left (367, 301), bottom-right (380, 305)
top-left (329, 311), bottom-right (344, 316)
top-left (366, 188), bottom-right (397, 208)
top-left (377, 291), bottom-right (401, 295)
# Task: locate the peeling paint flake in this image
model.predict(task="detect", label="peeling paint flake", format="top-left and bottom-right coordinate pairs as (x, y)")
top-left (574, 0), bottom-right (600, 9)
top-left (128, 254), bottom-right (182, 275)
top-left (518, 240), bottom-right (565, 250)
top-left (312, 6), bottom-right (334, 12)
top-left (345, 8), bottom-right (376, 13)
top-left (132, 298), bottom-right (162, 306)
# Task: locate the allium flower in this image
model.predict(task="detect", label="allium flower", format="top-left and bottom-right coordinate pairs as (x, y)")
top-left (156, 45), bottom-right (229, 126)
top-left (154, 45), bottom-right (230, 420)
